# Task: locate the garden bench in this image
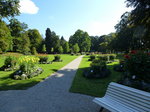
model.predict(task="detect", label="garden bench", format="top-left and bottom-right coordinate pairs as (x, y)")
top-left (93, 82), bottom-right (150, 112)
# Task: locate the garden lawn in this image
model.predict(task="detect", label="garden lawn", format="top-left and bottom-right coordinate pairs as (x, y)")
top-left (70, 55), bottom-right (122, 97)
top-left (0, 54), bottom-right (78, 90)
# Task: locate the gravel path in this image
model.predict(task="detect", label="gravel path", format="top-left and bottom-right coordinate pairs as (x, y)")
top-left (0, 56), bottom-right (101, 112)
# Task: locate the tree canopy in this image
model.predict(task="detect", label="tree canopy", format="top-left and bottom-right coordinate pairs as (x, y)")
top-left (69, 29), bottom-right (91, 52)
top-left (0, 20), bottom-right (12, 52)
top-left (45, 28), bottom-right (60, 53)
top-left (0, 0), bottom-right (20, 19)
top-left (114, 0), bottom-right (150, 50)
top-left (28, 29), bottom-right (43, 52)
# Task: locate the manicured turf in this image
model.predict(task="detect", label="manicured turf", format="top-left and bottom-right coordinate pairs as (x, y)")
top-left (0, 54), bottom-right (78, 90)
top-left (69, 56), bottom-right (122, 97)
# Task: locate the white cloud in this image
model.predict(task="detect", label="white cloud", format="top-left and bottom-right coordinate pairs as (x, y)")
top-left (19, 0), bottom-right (39, 14)
top-left (85, 7), bottom-right (132, 36)
top-left (85, 21), bottom-right (116, 36)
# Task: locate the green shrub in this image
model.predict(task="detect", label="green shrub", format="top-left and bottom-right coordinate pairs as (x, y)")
top-left (83, 59), bottom-right (110, 78)
top-left (39, 56), bottom-right (48, 63)
top-left (71, 53), bottom-right (74, 56)
top-left (31, 47), bottom-right (37, 55)
top-left (86, 53), bottom-right (90, 55)
top-left (53, 55), bottom-right (62, 62)
top-left (14, 75), bottom-right (21, 80)
top-left (90, 60), bottom-right (107, 72)
top-left (88, 55), bottom-right (96, 61)
top-left (97, 55), bottom-right (108, 61)
top-left (109, 54), bottom-right (116, 61)
top-left (4, 56), bottom-right (17, 68)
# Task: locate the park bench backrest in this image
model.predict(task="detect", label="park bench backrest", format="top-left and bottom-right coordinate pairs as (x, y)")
top-left (105, 82), bottom-right (150, 112)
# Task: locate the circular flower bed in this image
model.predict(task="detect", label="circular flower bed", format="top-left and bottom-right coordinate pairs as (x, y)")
top-left (83, 59), bottom-right (111, 78)
top-left (12, 56), bottom-right (43, 80)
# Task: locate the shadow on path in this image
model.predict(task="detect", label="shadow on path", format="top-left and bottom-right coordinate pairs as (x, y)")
top-left (0, 56), bottom-right (100, 112)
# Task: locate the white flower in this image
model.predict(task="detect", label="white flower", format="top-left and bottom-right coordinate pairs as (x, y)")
top-left (132, 75), bottom-right (136, 79)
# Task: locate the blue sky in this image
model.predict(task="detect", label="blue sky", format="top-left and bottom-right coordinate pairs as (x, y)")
top-left (17, 0), bottom-right (131, 40)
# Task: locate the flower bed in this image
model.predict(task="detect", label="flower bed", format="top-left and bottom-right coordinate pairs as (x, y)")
top-left (83, 59), bottom-right (111, 78)
top-left (119, 50), bottom-right (150, 92)
top-left (12, 56), bottom-right (43, 80)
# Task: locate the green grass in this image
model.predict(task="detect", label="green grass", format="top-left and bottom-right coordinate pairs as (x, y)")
top-left (0, 54), bottom-right (78, 90)
top-left (69, 56), bottom-right (122, 97)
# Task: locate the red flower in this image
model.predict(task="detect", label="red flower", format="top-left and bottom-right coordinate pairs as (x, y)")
top-left (124, 55), bottom-right (130, 59)
top-left (130, 50), bottom-right (137, 54)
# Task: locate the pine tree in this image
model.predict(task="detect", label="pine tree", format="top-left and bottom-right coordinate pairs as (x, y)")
top-left (45, 28), bottom-right (52, 53)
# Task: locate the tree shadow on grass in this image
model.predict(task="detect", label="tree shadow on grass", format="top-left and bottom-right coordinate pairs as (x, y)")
top-left (69, 62), bottom-right (122, 97)
top-left (51, 69), bottom-right (58, 72)
top-left (0, 79), bottom-right (40, 91)
top-left (0, 68), bottom-right (78, 91)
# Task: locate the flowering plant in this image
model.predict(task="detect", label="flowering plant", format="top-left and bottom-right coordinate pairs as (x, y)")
top-left (18, 56), bottom-right (39, 74)
top-left (124, 51), bottom-right (150, 83)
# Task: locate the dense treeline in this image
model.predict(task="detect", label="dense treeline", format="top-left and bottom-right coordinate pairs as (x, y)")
top-left (0, 0), bottom-right (149, 54)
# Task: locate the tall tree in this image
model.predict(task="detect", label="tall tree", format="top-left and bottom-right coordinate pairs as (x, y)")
top-left (126, 0), bottom-right (150, 27)
top-left (18, 32), bottom-right (30, 54)
top-left (51, 32), bottom-right (60, 53)
top-left (45, 28), bottom-right (52, 53)
top-left (58, 46), bottom-right (63, 54)
top-left (115, 0), bottom-right (150, 50)
top-left (72, 43), bottom-right (80, 53)
top-left (90, 36), bottom-right (99, 52)
top-left (8, 18), bottom-right (27, 37)
top-left (8, 18), bottom-right (28, 52)
top-left (0, 0), bottom-right (20, 19)
top-left (126, 0), bottom-right (150, 49)
top-left (60, 36), bottom-right (66, 47)
top-left (0, 20), bottom-right (12, 52)
top-left (42, 44), bottom-right (46, 53)
top-left (64, 42), bottom-right (70, 53)
top-left (28, 29), bottom-right (43, 52)
top-left (45, 28), bottom-right (60, 53)
top-left (69, 29), bottom-right (91, 52)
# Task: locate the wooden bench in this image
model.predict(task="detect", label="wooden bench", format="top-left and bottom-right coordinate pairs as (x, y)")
top-left (93, 82), bottom-right (150, 112)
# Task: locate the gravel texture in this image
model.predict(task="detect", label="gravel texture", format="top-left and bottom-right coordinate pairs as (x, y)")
top-left (0, 56), bottom-right (104, 112)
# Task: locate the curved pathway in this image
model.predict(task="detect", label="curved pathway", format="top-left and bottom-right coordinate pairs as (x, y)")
top-left (0, 56), bottom-right (100, 112)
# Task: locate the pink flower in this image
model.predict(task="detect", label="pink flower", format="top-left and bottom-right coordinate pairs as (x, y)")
top-left (124, 55), bottom-right (130, 59)
top-left (130, 50), bottom-right (137, 54)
